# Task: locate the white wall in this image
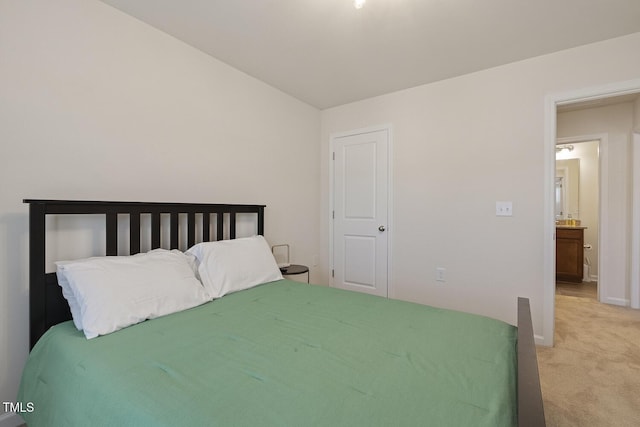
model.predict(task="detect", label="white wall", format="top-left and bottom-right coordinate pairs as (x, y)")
top-left (0, 0), bottom-right (320, 415)
top-left (320, 32), bottom-right (640, 341)
top-left (558, 104), bottom-right (636, 304)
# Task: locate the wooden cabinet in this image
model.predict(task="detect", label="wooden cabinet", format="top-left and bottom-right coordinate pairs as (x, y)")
top-left (556, 227), bottom-right (585, 283)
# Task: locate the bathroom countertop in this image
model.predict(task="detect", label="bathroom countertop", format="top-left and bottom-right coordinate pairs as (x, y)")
top-left (556, 225), bottom-right (587, 229)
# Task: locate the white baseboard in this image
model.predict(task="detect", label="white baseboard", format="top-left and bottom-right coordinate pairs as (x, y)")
top-left (0, 412), bottom-right (25, 427)
top-left (604, 297), bottom-right (630, 307)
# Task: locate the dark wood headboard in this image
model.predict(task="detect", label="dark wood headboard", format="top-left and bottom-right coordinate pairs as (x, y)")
top-left (24, 199), bottom-right (266, 349)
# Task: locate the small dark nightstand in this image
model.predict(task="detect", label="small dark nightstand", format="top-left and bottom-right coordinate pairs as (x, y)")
top-left (280, 264), bottom-right (310, 283)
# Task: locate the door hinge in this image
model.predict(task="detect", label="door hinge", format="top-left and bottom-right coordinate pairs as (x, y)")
top-left (332, 210), bottom-right (335, 219)
top-left (332, 269), bottom-right (334, 278)
top-left (332, 152), bottom-right (335, 160)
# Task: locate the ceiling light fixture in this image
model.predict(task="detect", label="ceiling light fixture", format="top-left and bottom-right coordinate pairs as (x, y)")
top-left (555, 144), bottom-right (574, 153)
top-left (354, 0), bottom-right (366, 9)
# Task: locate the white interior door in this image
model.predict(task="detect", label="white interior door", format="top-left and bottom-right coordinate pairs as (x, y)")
top-left (331, 128), bottom-right (389, 297)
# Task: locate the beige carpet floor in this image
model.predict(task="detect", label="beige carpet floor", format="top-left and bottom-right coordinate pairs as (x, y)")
top-left (537, 293), bottom-right (640, 426)
top-left (555, 281), bottom-right (598, 299)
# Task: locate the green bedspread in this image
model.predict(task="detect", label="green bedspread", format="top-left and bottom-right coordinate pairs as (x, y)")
top-left (18, 280), bottom-right (516, 426)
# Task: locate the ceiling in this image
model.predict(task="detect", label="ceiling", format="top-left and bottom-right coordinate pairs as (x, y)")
top-left (99, 0), bottom-right (640, 109)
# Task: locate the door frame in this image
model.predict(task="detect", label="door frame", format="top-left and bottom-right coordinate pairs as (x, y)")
top-left (632, 132), bottom-right (640, 309)
top-left (329, 124), bottom-right (393, 296)
top-left (543, 78), bottom-right (640, 346)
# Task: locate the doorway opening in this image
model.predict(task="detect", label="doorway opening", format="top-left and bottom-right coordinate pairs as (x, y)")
top-left (554, 138), bottom-right (600, 302)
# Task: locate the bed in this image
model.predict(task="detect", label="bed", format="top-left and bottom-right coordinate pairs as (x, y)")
top-left (18, 199), bottom-right (545, 427)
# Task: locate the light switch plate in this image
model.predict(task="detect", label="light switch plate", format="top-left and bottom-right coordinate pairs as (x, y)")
top-left (496, 201), bottom-right (513, 217)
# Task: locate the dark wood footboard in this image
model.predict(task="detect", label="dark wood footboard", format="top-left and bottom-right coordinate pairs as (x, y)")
top-left (517, 297), bottom-right (546, 426)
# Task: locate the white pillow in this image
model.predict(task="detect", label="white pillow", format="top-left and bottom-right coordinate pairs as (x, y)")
top-left (55, 267), bottom-right (84, 330)
top-left (55, 249), bottom-right (210, 339)
top-left (186, 235), bottom-right (283, 299)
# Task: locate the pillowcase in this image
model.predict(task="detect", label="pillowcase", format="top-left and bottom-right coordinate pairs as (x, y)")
top-left (186, 235), bottom-right (283, 299)
top-left (55, 249), bottom-right (209, 339)
top-left (55, 268), bottom-right (84, 330)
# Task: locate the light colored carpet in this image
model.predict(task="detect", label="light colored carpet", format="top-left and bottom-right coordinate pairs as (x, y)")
top-left (537, 295), bottom-right (640, 426)
top-left (555, 281), bottom-right (598, 299)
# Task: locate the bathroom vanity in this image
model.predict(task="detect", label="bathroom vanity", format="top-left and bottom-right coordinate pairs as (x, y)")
top-left (556, 225), bottom-right (587, 283)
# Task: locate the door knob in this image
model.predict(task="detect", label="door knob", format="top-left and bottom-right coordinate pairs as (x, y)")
top-left (378, 225), bottom-right (386, 232)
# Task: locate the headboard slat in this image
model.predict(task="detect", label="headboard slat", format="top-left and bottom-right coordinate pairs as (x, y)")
top-left (24, 199), bottom-right (266, 350)
top-left (216, 213), bottom-right (224, 241)
top-left (151, 211), bottom-right (161, 249)
top-left (170, 212), bottom-right (179, 250)
top-left (130, 213), bottom-right (141, 255)
top-left (187, 212), bottom-right (196, 248)
top-left (106, 212), bottom-right (118, 256)
top-left (230, 212), bottom-right (237, 239)
top-left (202, 213), bottom-right (211, 242)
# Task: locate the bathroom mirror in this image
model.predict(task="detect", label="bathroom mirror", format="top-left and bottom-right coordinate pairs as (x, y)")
top-left (555, 158), bottom-right (580, 220)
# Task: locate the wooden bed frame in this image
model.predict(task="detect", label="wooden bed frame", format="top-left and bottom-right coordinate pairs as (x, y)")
top-left (24, 199), bottom-right (545, 426)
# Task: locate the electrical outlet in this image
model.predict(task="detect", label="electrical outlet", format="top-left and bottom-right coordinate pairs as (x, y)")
top-left (436, 267), bottom-right (446, 282)
top-left (496, 201), bottom-right (513, 217)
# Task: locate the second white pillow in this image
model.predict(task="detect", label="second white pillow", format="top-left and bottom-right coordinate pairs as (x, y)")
top-left (186, 235), bottom-right (283, 299)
